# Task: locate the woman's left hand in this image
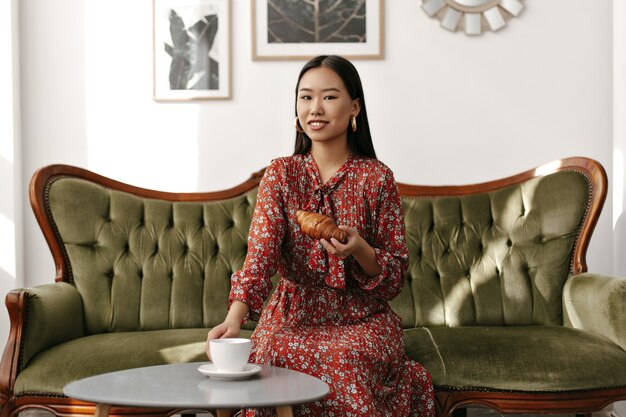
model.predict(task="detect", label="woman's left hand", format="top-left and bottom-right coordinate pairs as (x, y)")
top-left (320, 225), bottom-right (364, 259)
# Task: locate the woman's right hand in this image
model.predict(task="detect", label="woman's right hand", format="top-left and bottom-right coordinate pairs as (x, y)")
top-left (205, 301), bottom-right (249, 360)
top-left (205, 319), bottom-right (241, 360)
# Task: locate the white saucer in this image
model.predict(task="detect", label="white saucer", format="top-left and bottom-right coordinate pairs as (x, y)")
top-left (197, 363), bottom-right (262, 380)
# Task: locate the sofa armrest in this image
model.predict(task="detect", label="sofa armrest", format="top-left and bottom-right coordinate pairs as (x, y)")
top-left (0, 282), bottom-right (85, 404)
top-left (563, 273), bottom-right (626, 350)
top-left (1, 283), bottom-right (85, 374)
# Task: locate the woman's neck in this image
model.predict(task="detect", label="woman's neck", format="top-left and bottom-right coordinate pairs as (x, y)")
top-left (311, 141), bottom-right (350, 184)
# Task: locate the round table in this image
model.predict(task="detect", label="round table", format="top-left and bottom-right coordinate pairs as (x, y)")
top-left (63, 362), bottom-right (329, 417)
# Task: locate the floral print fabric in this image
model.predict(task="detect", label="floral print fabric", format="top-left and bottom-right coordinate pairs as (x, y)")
top-left (229, 153), bottom-right (435, 416)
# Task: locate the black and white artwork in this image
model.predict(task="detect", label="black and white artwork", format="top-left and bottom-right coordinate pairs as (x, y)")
top-left (268, 0), bottom-right (366, 44)
top-left (154, 0), bottom-right (230, 100)
top-left (252, 0), bottom-right (383, 60)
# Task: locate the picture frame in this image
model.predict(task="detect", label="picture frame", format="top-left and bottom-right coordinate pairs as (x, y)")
top-left (251, 0), bottom-right (384, 61)
top-left (153, 0), bottom-right (231, 101)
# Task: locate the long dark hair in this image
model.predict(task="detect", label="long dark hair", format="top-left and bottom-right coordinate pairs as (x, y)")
top-left (293, 55), bottom-right (377, 159)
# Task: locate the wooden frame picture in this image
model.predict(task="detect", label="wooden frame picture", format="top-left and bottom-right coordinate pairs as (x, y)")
top-left (252, 0), bottom-right (384, 61)
top-left (153, 0), bottom-right (231, 101)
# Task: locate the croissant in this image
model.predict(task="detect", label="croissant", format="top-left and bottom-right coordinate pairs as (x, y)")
top-left (296, 210), bottom-right (348, 244)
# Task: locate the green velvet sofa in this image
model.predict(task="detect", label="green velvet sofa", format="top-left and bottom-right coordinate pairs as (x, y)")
top-left (1, 157), bottom-right (625, 417)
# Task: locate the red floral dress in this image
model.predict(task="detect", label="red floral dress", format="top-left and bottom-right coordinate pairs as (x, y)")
top-left (229, 153), bottom-right (435, 417)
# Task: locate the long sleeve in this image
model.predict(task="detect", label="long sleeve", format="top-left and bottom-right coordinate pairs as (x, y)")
top-left (228, 160), bottom-right (286, 322)
top-left (351, 169), bottom-right (409, 300)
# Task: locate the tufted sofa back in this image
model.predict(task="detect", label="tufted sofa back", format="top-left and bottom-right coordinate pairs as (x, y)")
top-left (32, 159), bottom-right (605, 334)
top-left (394, 171), bottom-right (591, 328)
top-left (45, 178), bottom-right (257, 334)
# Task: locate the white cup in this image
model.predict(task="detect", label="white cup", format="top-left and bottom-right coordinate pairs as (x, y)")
top-left (209, 338), bottom-right (252, 372)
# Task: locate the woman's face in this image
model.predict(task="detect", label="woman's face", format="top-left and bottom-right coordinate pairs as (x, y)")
top-left (296, 67), bottom-right (360, 146)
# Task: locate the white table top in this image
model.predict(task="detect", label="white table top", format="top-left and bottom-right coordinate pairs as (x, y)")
top-left (63, 362), bottom-right (329, 410)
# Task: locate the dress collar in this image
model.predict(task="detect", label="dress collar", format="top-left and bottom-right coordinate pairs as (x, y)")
top-left (304, 152), bottom-right (356, 193)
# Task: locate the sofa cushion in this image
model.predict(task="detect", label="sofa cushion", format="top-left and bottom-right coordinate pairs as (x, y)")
top-left (15, 328), bottom-right (253, 396)
top-left (404, 326), bottom-right (626, 392)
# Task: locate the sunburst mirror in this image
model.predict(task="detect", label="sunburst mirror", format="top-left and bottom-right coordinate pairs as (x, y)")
top-left (421, 0), bottom-right (524, 36)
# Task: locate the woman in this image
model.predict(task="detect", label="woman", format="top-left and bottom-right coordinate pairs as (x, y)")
top-left (206, 55), bottom-right (435, 416)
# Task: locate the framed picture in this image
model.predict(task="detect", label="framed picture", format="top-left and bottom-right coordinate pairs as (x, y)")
top-left (153, 0), bottom-right (231, 101)
top-left (252, 0), bottom-right (384, 61)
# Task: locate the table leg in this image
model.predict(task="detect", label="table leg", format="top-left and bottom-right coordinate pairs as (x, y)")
top-left (276, 406), bottom-right (294, 417)
top-left (94, 404), bottom-right (111, 417)
top-left (216, 410), bottom-right (232, 417)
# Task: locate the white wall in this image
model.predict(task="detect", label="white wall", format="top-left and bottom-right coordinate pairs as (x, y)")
top-left (614, 0), bottom-right (626, 411)
top-left (13, 0), bottom-right (613, 322)
top-left (615, 0), bottom-right (626, 275)
top-left (0, 0), bottom-right (23, 346)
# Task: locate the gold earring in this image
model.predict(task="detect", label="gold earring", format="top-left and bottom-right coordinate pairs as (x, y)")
top-left (295, 117), bottom-right (305, 133)
top-left (351, 116), bottom-right (357, 132)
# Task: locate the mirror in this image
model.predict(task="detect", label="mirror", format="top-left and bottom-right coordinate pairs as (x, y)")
top-left (421, 0), bottom-right (524, 36)
top-left (454, 0), bottom-right (497, 7)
